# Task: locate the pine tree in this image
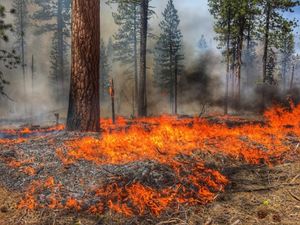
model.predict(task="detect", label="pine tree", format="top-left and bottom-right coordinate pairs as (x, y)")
top-left (279, 27), bottom-right (295, 91)
top-left (209, 0), bottom-right (262, 110)
top-left (0, 5), bottom-right (20, 98)
top-left (110, 0), bottom-right (154, 116)
top-left (31, 0), bottom-right (71, 101)
top-left (100, 39), bottom-right (111, 102)
top-left (258, 0), bottom-right (300, 85)
top-left (12, 0), bottom-right (29, 106)
top-left (153, 0), bottom-right (184, 114)
top-left (208, 0), bottom-right (236, 114)
top-left (138, 0), bottom-right (150, 117)
top-left (112, 0), bottom-right (140, 113)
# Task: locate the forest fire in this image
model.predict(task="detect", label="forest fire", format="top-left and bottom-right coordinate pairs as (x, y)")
top-left (1, 103), bottom-right (299, 217)
top-left (2, 0), bottom-right (300, 223)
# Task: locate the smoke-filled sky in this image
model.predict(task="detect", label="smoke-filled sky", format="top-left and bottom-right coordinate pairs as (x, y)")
top-left (101, 0), bottom-right (300, 52)
top-left (101, 0), bottom-right (215, 51)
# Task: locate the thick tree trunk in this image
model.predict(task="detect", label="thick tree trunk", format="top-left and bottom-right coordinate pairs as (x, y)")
top-left (66, 0), bottom-right (100, 132)
top-left (138, 0), bottom-right (149, 117)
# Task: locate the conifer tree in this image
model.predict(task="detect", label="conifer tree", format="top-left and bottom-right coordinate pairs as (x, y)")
top-left (100, 39), bottom-right (111, 102)
top-left (112, 0), bottom-right (139, 111)
top-left (0, 5), bottom-right (20, 97)
top-left (258, 0), bottom-right (299, 85)
top-left (138, 0), bottom-right (150, 117)
top-left (12, 0), bottom-right (29, 104)
top-left (208, 0), bottom-right (236, 113)
top-left (31, 0), bottom-right (71, 100)
top-left (153, 0), bottom-right (184, 114)
top-left (279, 31), bottom-right (294, 90)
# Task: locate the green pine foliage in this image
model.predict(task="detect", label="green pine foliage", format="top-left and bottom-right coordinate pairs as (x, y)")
top-left (0, 5), bottom-right (20, 97)
top-left (31, 0), bottom-right (71, 99)
top-left (153, 0), bottom-right (184, 97)
top-left (11, 0), bottom-right (29, 53)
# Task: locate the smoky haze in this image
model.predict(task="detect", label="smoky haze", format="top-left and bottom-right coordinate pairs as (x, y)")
top-left (0, 0), bottom-right (299, 125)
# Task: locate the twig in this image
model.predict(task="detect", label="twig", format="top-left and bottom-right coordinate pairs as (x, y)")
top-left (290, 174), bottom-right (300, 184)
top-left (288, 190), bottom-right (300, 202)
top-left (230, 182), bottom-right (300, 193)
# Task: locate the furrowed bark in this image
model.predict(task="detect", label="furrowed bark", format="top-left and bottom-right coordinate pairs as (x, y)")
top-left (66, 0), bottom-right (100, 132)
top-left (138, 0), bottom-right (149, 117)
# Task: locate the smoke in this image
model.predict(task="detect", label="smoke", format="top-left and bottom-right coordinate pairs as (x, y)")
top-left (1, 0), bottom-right (300, 124)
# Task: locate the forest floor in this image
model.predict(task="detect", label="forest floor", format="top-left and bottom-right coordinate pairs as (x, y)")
top-left (1, 162), bottom-right (300, 225)
top-left (0, 111), bottom-right (300, 225)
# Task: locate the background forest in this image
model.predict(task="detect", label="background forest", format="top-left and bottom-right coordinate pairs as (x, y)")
top-left (1, 0), bottom-right (300, 122)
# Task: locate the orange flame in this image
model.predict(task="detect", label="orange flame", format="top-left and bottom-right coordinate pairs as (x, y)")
top-left (9, 103), bottom-right (300, 216)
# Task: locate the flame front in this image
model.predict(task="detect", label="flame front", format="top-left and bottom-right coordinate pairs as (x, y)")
top-left (2, 104), bottom-right (300, 216)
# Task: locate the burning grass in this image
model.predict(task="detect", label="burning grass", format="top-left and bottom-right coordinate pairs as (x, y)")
top-left (0, 103), bottom-right (300, 218)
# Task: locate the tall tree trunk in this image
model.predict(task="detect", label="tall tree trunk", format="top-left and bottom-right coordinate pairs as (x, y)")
top-left (57, 0), bottom-right (65, 99)
top-left (30, 55), bottom-right (34, 124)
top-left (290, 65), bottom-right (295, 90)
top-left (262, 2), bottom-right (271, 111)
top-left (236, 18), bottom-right (245, 106)
top-left (282, 58), bottom-right (287, 91)
top-left (224, 4), bottom-right (231, 115)
top-left (263, 2), bottom-right (271, 83)
top-left (174, 55), bottom-right (178, 115)
top-left (66, 0), bottom-right (100, 132)
top-left (169, 44), bottom-right (173, 114)
top-left (20, 0), bottom-right (27, 114)
top-left (138, 0), bottom-right (149, 117)
top-left (133, 3), bottom-right (138, 117)
top-left (231, 43), bottom-right (236, 100)
top-left (245, 22), bottom-right (251, 90)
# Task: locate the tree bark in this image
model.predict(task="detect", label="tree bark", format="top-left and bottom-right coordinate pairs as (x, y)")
top-left (66, 0), bottom-right (100, 132)
top-left (224, 4), bottom-right (231, 115)
top-left (20, 0), bottom-right (27, 114)
top-left (236, 17), bottom-right (245, 107)
top-left (138, 0), bottom-right (149, 117)
top-left (262, 2), bottom-right (271, 111)
top-left (133, 3), bottom-right (138, 117)
top-left (263, 2), bottom-right (271, 83)
top-left (174, 55), bottom-right (178, 115)
top-left (169, 44), bottom-right (173, 114)
top-left (290, 65), bottom-right (295, 90)
top-left (57, 0), bottom-right (65, 98)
